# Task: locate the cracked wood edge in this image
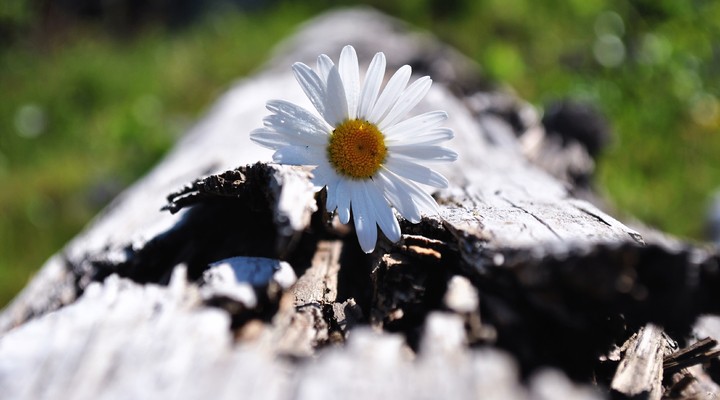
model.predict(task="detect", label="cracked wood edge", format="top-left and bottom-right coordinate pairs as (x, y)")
top-left (266, 240), bottom-right (343, 356)
top-left (436, 93), bottom-right (643, 256)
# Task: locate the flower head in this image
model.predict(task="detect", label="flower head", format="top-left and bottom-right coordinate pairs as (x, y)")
top-left (251, 45), bottom-right (457, 253)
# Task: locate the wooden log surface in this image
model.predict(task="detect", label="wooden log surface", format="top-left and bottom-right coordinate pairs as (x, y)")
top-left (2, 7), bottom-right (720, 400)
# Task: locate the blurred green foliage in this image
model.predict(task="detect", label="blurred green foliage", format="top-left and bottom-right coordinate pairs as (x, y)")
top-left (1, 0), bottom-right (719, 306)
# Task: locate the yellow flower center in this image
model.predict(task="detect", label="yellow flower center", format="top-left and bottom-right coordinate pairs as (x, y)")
top-left (327, 119), bottom-right (387, 179)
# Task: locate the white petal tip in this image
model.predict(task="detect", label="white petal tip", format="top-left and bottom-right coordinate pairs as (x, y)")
top-left (317, 54), bottom-right (333, 63)
top-left (338, 211), bottom-right (351, 225)
top-left (249, 129), bottom-right (271, 147)
top-left (360, 244), bottom-right (375, 253)
top-left (385, 231), bottom-right (402, 243)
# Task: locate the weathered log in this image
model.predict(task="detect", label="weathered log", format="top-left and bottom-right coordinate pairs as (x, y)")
top-left (1, 7), bottom-right (720, 400)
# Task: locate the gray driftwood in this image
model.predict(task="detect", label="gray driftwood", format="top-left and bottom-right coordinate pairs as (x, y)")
top-left (2, 7), bottom-right (720, 400)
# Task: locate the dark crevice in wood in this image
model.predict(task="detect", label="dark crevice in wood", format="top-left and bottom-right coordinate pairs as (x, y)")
top-left (481, 280), bottom-right (627, 381)
top-left (285, 232), bottom-right (321, 284)
top-left (334, 243), bottom-right (373, 314)
top-left (401, 215), bottom-right (459, 244)
top-left (91, 198), bottom-right (278, 285)
top-left (371, 218), bottom-right (464, 351)
top-left (163, 163), bottom-right (272, 214)
top-left (371, 251), bottom-right (454, 352)
top-left (76, 164), bottom-right (291, 291)
top-left (461, 244), bottom-right (720, 381)
top-left (707, 357), bottom-right (720, 387)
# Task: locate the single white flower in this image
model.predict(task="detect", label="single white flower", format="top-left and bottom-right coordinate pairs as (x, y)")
top-left (251, 45), bottom-right (457, 253)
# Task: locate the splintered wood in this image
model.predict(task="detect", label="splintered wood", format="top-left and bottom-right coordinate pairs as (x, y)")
top-left (293, 241), bottom-right (342, 305)
top-left (611, 324), bottom-right (666, 399)
top-left (270, 240), bottom-right (343, 355)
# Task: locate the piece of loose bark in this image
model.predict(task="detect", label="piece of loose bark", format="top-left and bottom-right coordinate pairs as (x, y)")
top-left (611, 324), bottom-right (666, 399)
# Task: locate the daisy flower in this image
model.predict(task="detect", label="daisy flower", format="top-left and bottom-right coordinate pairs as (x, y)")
top-left (251, 45), bottom-right (457, 253)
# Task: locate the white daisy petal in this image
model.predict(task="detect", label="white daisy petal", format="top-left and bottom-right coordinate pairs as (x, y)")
top-left (266, 100), bottom-right (331, 132)
top-left (351, 181), bottom-right (377, 253)
top-left (375, 170), bottom-right (421, 223)
top-left (292, 62), bottom-right (327, 119)
top-left (261, 116), bottom-right (329, 146)
top-left (310, 163), bottom-right (338, 192)
top-left (335, 178), bottom-right (351, 224)
top-left (272, 145), bottom-right (324, 166)
top-left (368, 65), bottom-right (411, 123)
top-left (378, 76), bottom-right (432, 130)
top-left (382, 169), bottom-right (440, 216)
top-left (250, 128), bottom-right (301, 149)
top-left (389, 145), bottom-right (459, 163)
top-left (383, 110), bottom-right (448, 139)
top-left (324, 176), bottom-right (341, 211)
top-left (384, 156), bottom-right (449, 188)
top-left (313, 161), bottom-right (340, 193)
top-left (339, 45), bottom-right (360, 119)
top-left (324, 65), bottom-right (349, 126)
top-left (316, 54), bottom-right (334, 82)
top-left (358, 52), bottom-right (386, 120)
top-left (386, 128), bottom-right (455, 146)
top-left (365, 180), bottom-right (401, 242)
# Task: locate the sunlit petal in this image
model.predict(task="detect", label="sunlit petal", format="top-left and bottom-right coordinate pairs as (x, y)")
top-left (358, 52), bottom-right (386, 120)
top-left (368, 65), bottom-right (411, 123)
top-left (339, 45), bottom-right (360, 119)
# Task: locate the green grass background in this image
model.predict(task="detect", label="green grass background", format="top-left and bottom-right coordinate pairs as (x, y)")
top-left (1, 0), bottom-right (719, 306)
